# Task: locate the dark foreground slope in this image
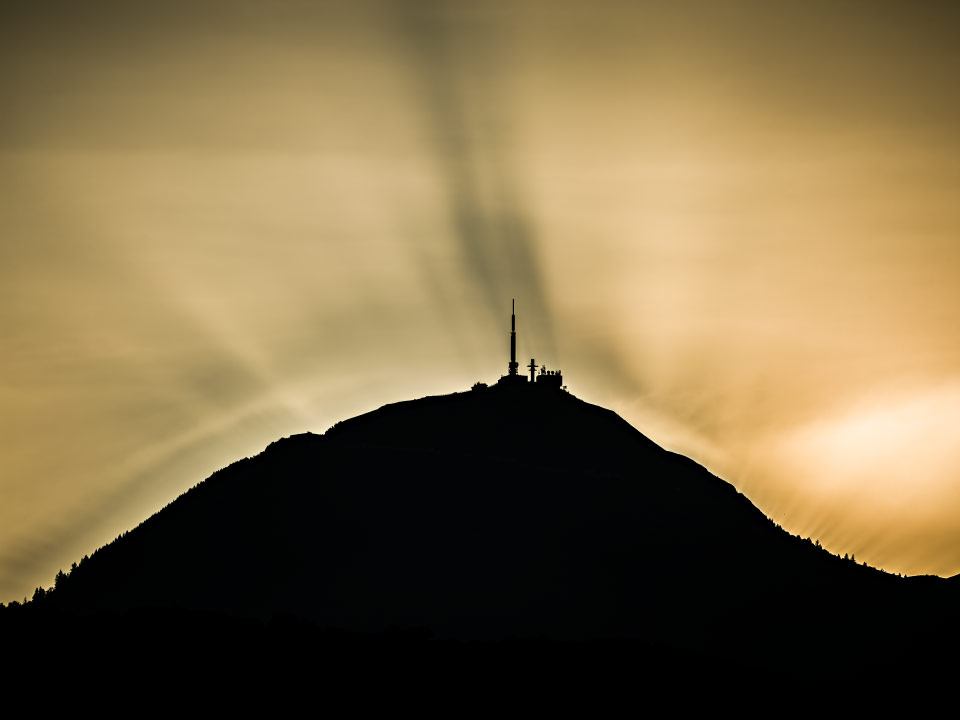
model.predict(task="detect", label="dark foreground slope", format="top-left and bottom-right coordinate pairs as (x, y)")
top-left (7, 386), bottom-right (959, 685)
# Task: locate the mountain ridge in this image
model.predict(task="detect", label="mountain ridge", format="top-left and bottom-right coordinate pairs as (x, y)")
top-left (9, 384), bottom-right (958, 676)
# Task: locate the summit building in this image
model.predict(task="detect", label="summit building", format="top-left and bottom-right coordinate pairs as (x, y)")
top-left (491, 300), bottom-right (564, 390)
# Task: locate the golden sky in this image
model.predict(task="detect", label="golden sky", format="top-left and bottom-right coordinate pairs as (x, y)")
top-left (3, 0), bottom-right (960, 600)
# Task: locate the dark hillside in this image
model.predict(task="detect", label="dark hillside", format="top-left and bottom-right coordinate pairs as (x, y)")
top-left (18, 385), bottom-right (960, 673)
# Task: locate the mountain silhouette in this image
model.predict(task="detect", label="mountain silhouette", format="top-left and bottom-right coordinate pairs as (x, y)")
top-left (8, 385), bottom-right (960, 687)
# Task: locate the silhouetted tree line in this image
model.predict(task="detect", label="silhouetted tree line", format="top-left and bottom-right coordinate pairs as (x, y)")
top-left (766, 518), bottom-right (905, 576)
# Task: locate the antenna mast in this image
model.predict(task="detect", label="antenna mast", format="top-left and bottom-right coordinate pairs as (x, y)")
top-left (508, 299), bottom-right (519, 376)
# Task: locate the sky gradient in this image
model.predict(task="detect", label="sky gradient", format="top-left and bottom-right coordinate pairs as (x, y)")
top-left (3, 0), bottom-right (960, 600)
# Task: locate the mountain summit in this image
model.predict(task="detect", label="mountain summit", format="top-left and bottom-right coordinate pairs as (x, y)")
top-left (41, 384), bottom-right (947, 667)
top-left (14, 301), bottom-right (960, 680)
